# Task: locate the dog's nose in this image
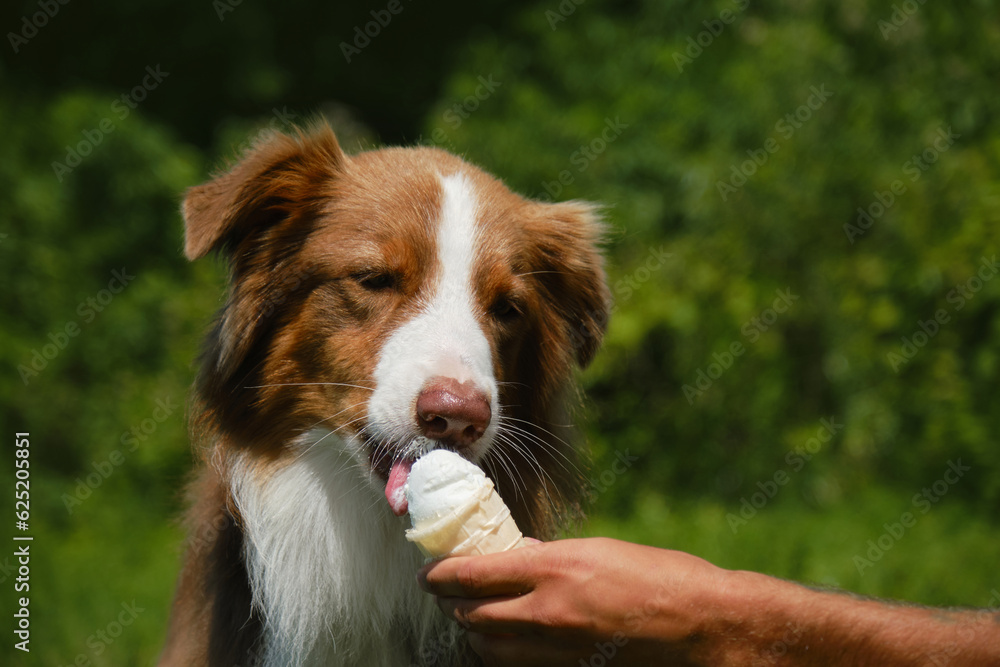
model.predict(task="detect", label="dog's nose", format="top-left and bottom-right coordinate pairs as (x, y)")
top-left (416, 377), bottom-right (491, 448)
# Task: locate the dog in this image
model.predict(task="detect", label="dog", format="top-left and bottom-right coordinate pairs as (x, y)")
top-left (158, 120), bottom-right (609, 667)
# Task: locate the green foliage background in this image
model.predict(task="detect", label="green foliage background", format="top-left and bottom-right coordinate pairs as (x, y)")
top-left (1, 0), bottom-right (998, 663)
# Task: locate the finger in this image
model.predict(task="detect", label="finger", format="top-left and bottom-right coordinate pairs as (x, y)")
top-left (418, 544), bottom-right (544, 598)
top-left (435, 587), bottom-right (568, 637)
top-left (436, 595), bottom-right (529, 634)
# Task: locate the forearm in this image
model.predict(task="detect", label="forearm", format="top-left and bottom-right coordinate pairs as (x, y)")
top-left (696, 569), bottom-right (1000, 666)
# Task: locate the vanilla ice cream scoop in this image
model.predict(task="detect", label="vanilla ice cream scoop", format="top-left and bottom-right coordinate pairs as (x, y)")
top-left (405, 449), bottom-right (488, 524)
top-left (403, 449), bottom-right (526, 558)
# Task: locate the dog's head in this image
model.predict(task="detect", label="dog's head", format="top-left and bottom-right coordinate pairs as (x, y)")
top-left (183, 121), bottom-right (609, 536)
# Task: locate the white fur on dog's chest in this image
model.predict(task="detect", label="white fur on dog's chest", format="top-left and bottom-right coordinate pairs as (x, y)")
top-left (231, 429), bottom-right (462, 667)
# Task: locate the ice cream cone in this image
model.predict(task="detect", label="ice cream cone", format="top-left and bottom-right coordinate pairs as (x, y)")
top-left (405, 479), bottom-right (527, 558)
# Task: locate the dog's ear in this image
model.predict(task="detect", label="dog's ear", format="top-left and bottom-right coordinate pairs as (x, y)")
top-left (182, 122), bottom-right (345, 260)
top-left (528, 200), bottom-right (611, 368)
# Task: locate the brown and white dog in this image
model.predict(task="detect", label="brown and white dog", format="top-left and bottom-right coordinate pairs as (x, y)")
top-left (159, 120), bottom-right (609, 667)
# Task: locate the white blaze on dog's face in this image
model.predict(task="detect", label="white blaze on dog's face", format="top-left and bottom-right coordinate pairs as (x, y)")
top-left (368, 174), bottom-right (500, 515)
top-left (182, 124), bottom-right (609, 527)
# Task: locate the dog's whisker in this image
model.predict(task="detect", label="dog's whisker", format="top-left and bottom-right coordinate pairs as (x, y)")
top-left (303, 401), bottom-right (370, 431)
top-left (501, 415), bottom-right (575, 447)
top-left (484, 439), bottom-right (521, 490)
top-left (232, 355), bottom-right (272, 396)
top-left (494, 430), bottom-right (559, 494)
top-left (482, 445), bottom-right (524, 503)
top-left (494, 419), bottom-right (582, 480)
top-left (498, 419), bottom-right (581, 467)
top-left (496, 442), bottom-right (533, 501)
top-left (493, 432), bottom-right (564, 522)
top-left (513, 269), bottom-right (568, 278)
top-left (495, 381), bottom-right (530, 390)
top-left (492, 429), bottom-right (548, 493)
top-left (495, 426), bottom-right (570, 501)
top-left (293, 410), bottom-right (369, 461)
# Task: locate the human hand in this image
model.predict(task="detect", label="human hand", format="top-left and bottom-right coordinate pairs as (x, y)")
top-left (417, 537), bottom-right (732, 666)
top-left (419, 536), bottom-right (1000, 667)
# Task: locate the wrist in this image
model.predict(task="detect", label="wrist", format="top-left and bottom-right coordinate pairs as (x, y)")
top-left (689, 568), bottom-right (810, 666)
top-left (635, 564), bottom-right (774, 666)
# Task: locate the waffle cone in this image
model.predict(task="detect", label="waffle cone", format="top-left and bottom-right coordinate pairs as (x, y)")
top-left (405, 480), bottom-right (527, 559)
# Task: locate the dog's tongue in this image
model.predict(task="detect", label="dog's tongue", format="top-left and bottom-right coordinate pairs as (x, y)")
top-left (386, 459), bottom-right (413, 516)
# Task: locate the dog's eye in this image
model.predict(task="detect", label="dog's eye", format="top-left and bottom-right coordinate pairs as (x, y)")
top-left (354, 271), bottom-right (396, 292)
top-left (490, 295), bottom-right (521, 321)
